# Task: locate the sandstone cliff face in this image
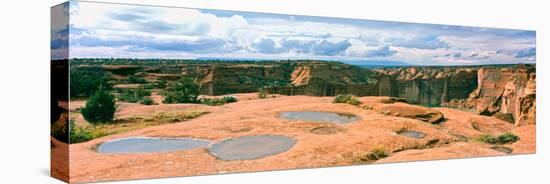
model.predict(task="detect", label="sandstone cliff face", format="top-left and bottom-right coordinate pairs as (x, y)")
top-left (376, 64), bottom-right (536, 126)
top-left (374, 67), bottom-right (478, 106)
top-left (462, 65), bottom-right (536, 126)
top-left (268, 62), bottom-right (377, 96)
top-left (196, 64), bottom-right (291, 95)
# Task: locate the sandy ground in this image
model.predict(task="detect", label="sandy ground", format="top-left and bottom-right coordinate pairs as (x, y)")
top-left (67, 94), bottom-right (535, 183)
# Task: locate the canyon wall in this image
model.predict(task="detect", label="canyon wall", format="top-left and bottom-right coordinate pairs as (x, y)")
top-left (196, 64), bottom-right (292, 95)
top-left (267, 62), bottom-right (378, 96)
top-left (374, 67), bottom-right (478, 106)
top-left (461, 65), bottom-right (536, 126)
top-left (74, 61), bottom-right (535, 126)
top-left (375, 64), bottom-right (535, 126)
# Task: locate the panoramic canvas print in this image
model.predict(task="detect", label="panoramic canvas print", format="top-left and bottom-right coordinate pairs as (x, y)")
top-left (51, 1), bottom-right (536, 183)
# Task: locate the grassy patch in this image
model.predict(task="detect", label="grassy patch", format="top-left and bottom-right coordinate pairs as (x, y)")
top-left (475, 132), bottom-right (520, 144)
top-left (354, 147), bottom-right (389, 162)
top-left (151, 111), bottom-right (208, 123)
top-left (333, 94), bottom-right (361, 106)
top-left (70, 111), bottom-right (208, 144)
top-left (69, 120), bottom-right (93, 144)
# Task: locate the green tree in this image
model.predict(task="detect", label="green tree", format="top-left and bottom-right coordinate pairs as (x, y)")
top-left (162, 77), bottom-right (200, 104)
top-left (81, 84), bottom-right (116, 124)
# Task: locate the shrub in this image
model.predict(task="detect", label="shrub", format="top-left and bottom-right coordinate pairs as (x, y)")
top-left (139, 97), bottom-right (155, 105)
top-left (200, 96), bottom-right (238, 106)
top-left (333, 94), bottom-right (361, 106)
top-left (354, 147), bottom-right (389, 162)
top-left (200, 98), bottom-right (221, 106)
top-left (497, 132), bottom-right (520, 144)
top-left (162, 77), bottom-right (200, 104)
top-left (476, 132), bottom-right (520, 144)
top-left (81, 85), bottom-right (116, 124)
top-left (142, 83), bottom-right (155, 90)
top-left (69, 120), bottom-right (93, 144)
top-left (258, 88), bottom-right (268, 99)
top-left (477, 134), bottom-right (498, 144)
top-left (222, 96), bottom-right (238, 103)
top-left (368, 148), bottom-right (389, 160)
top-left (118, 86), bottom-right (151, 103)
top-left (127, 75), bottom-right (147, 84)
top-left (153, 79), bottom-right (167, 89)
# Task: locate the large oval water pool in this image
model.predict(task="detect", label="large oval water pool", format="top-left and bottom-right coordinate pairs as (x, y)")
top-left (97, 137), bottom-right (210, 154)
top-left (207, 135), bottom-right (296, 161)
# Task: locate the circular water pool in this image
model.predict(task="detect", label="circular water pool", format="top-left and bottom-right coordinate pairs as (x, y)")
top-left (97, 137), bottom-right (210, 154)
top-left (207, 135), bottom-right (296, 161)
top-left (280, 111), bottom-right (359, 124)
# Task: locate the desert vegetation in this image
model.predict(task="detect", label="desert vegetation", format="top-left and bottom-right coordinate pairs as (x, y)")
top-left (257, 88), bottom-right (268, 99)
top-left (162, 77), bottom-right (200, 104)
top-left (70, 67), bottom-right (111, 98)
top-left (152, 79), bottom-right (167, 89)
top-left (117, 86), bottom-right (155, 105)
top-left (200, 96), bottom-right (238, 106)
top-left (475, 132), bottom-right (520, 144)
top-left (69, 120), bottom-right (93, 144)
top-left (127, 75), bottom-right (147, 84)
top-left (69, 111), bottom-right (208, 144)
top-left (333, 94), bottom-right (361, 106)
top-left (353, 147), bottom-right (389, 162)
top-left (80, 85), bottom-right (117, 124)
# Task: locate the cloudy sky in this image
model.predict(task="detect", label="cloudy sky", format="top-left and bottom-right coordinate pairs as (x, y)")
top-left (51, 1), bottom-right (536, 65)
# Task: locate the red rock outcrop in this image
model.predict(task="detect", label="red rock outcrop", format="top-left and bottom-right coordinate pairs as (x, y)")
top-left (462, 64), bottom-right (536, 126)
top-left (375, 102), bottom-right (445, 124)
top-left (376, 64), bottom-right (536, 126)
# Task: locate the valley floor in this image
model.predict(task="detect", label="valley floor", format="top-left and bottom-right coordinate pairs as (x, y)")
top-left (65, 93), bottom-right (535, 183)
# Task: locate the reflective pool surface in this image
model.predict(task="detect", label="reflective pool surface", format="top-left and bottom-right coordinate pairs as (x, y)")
top-left (98, 137), bottom-right (210, 154)
top-left (207, 135), bottom-right (296, 161)
top-left (280, 111), bottom-right (359, 124)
